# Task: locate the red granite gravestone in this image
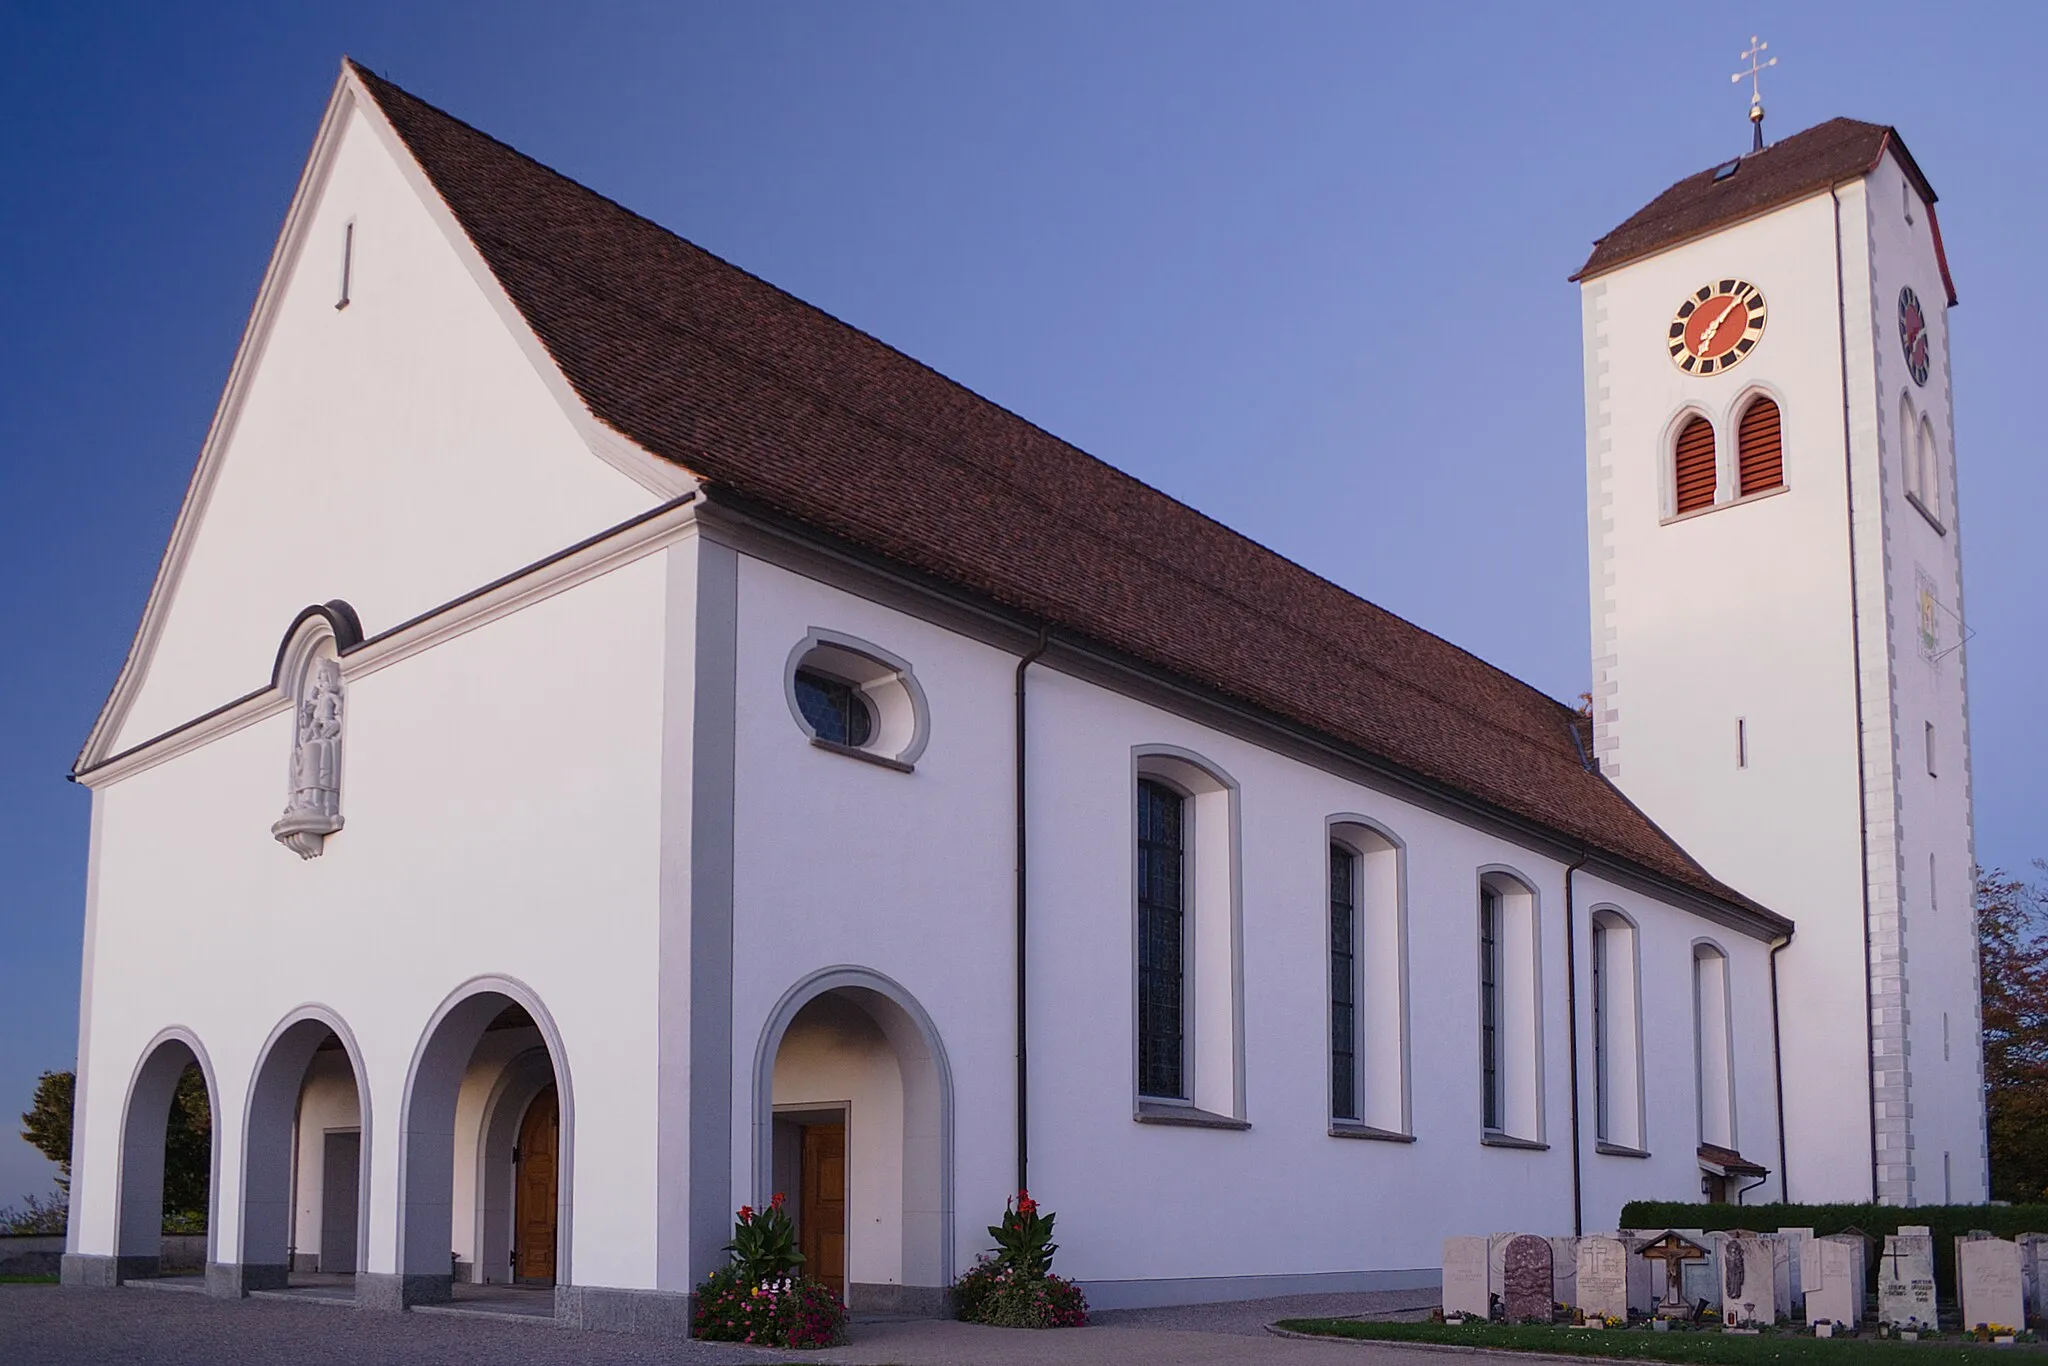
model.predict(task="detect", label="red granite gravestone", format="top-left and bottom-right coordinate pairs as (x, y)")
top-left (1503, 1234), bottom-right (1554, 1323)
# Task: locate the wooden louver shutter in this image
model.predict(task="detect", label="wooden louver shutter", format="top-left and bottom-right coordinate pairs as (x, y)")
top-left (1673, 415), bottom-right (1717, 514)
top-left (1738, 397), bottom-right (1783, 496)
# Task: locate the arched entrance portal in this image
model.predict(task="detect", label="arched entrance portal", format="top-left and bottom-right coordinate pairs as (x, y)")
top-left (754, 968), bottom-right (952, 1315)
top-left (239, 1008), bottom-right (370, 1295)
top-left (392, 978), bottom-right (570, 1309)
top-left (114, 1030), bottom-right (218, 1283)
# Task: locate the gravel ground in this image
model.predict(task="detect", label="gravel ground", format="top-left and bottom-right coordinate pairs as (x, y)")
top-left (0, 1282), bottom-right (1455, 1366)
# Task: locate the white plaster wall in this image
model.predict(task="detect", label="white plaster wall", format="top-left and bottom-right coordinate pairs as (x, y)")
top-left (725, 547), bottom-right (1782, 1287)
top-left (726, 555), bottom-right (1019, 1288)
top-left (773, 996), bottom-right (906, 1286)
top-left (1860, 151), bottom-right (1985, 1202)
top-left (1582, 187), bottom-right (1876, 1201)
top-left (70, 554), bottom-right (669, 1290)
top-left (289, 1049), bottom-right (362, 1265)
top-left (111, 101), bottom-right (655, 752)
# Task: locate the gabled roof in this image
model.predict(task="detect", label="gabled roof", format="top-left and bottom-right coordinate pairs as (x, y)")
top-left (346, 61), bottom-right (1784, 928)
top-left (1573, 117), bottom-right (1957, 305)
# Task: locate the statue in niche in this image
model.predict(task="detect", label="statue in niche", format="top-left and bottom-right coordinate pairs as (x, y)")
top-left (271, 655), bottom-right (345, 858)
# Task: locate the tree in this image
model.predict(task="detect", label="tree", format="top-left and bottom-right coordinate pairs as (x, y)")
top-left (1980, 861), bottom-right (2048, 1202)
top-left (16, 1064), bottom-right (211, 1232)
top-left (20, 1070), bottom-right (73, 1191)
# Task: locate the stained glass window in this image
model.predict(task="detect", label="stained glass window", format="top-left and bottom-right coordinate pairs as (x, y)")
top-left (1480, 889), bottom-right (1502, 1131)
top-left (795, 669), bottom-right (874, 747)
top-left (1330, 844), bottom-right (1358, 1120)
top-left (1137, 779), bottom-right (1186, 1100)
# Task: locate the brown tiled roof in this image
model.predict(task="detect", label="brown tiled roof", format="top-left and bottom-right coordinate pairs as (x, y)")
top-left (348, 62), bottom-right (1783, 927)
top-left (1574, 117), bottom-right (1956, 304)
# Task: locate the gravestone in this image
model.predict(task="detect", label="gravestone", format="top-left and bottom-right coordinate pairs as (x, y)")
top-left (1638, 1231), bottom-right (1709, 1316)
top-left (1678, 1230), bottom-right (1719, 1310)
top-left (1878, 1230), bottom-right (1937, 1329)
top-left (1961, 1238), bottom-right (2025, 1333)
top-left (1770, 1234), bottom-right (1793, 1319)
top-left (1781, 1226), bottom-right (1815, 1305)
top-left (1487, 1231), bottom-right (1517, 1299)
top-left (2017, 1234), bottom-right (2048, 1328)
top-left (1720, 1233), bottom-right (1777, 1327)
top-left (1576, 1235), bottom-right (1641, 1322)
top-left (1549, 1235), bottom-right (1579, 1309)
top-left (1442, 1237), bottom-right (1490, 1319)
top-left (1501, 1234), bottom-right (1554, 1323)
top-left (1806, 1235), bottom-right (1866, 1328)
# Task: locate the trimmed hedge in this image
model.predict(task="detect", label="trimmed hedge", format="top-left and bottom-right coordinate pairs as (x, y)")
top-left (1618, 1201), bottom-right (2048, 1303)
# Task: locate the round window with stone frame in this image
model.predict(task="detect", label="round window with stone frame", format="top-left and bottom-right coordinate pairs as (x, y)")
top-left (783, 630), bottom-right (930, 769)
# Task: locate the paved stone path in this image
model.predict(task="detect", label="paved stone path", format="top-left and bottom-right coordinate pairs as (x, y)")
top-left (0, 1282), bottom-right (1463, 1366)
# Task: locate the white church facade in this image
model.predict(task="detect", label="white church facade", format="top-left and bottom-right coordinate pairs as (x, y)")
top-left (55, 61), bottom-right (1981, 1329)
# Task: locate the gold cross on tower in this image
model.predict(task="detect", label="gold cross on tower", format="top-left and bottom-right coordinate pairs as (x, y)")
top-left (1732, 36), bottom-right (1779, 152)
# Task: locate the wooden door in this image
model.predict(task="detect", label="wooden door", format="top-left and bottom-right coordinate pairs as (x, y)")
top-left (514, 1085), bottom-right (558, 1284)
top-left (800, 1122), bottom-right (846, 1299)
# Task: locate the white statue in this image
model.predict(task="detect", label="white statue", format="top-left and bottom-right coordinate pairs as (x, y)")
top-left (271, 655), bottom-right (345, 858)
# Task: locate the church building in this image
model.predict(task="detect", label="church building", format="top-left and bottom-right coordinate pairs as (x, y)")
top-left (56, 60), bottom-right (1983, 1329)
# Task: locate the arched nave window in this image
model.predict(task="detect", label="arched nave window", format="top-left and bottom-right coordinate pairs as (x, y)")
top-left (1133, 749), bottom-right (1243, 1123)
top-left (1736, 396), bottom-right (1783, 497)
top-left (1478, 871), bottom-right (1543, 1145)
top-left (1590, 909), bottom-right (1646, 1154)
top-left (1327, 822), bottom-right (1409, 1137)
top-left (1673, 414), bottom-right (1718, 515)
top-left (1693, 942), bottom-right (1736, 1151)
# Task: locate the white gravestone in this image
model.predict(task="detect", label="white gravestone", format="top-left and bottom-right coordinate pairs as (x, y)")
top-left (1878, 1231), bottom-right (1937, 1329)
top-left (1720, 1234), bottom-right (1777, 1327)
top-left (1961, 1238), bottom-right (2026, 1333)
top-left (1575, 1235), bottom-right (1640, 1322)
top-left (1677, 1230), bottom-right (1719, 1310)
top-left (1806, 1235), bottom-right (1865, 1327)
top-left (1487, 1231), bottom-right (1516, 1300)
top-left (1443, 1237), bottom-right (1490, 1319)
top-left (1550, 1236), bottom-right (1579, 1309)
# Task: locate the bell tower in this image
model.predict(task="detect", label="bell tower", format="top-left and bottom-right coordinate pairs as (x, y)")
top-left (1573, 115), bottom-right (1981, 1205)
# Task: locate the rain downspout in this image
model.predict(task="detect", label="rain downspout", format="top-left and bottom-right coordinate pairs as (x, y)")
top-left (1014, 627), bottom-right (1050, 1196)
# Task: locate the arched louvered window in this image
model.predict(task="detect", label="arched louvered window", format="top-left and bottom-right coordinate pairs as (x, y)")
top-left (1737, 397), bottom-right (1783, 496)
top-left (1673, 415), bottom-right (1717, 514)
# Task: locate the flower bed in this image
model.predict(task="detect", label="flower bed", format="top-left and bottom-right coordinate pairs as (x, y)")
top-left (692, 1194), bottom-right (848, 1349)
top-left (954, 1190), bottom-right (1088, 1329)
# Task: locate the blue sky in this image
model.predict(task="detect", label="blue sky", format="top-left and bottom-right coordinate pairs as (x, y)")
top-left (2, 4), bottom-right (2041, 1204)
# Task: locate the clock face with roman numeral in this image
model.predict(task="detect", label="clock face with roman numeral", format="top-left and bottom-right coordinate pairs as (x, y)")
top-left (1668, 279), bottom-right (1767, 376)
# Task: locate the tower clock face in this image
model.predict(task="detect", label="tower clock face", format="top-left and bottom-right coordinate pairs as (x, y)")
top-left (1668, 279), bottom-right (1767, 376)
top-left (1899, 286), bottom-right (1931, 386)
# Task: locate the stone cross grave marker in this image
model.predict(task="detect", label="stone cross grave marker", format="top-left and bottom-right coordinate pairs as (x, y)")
top-left (1637, 1231), bottom-right (1709, 1316)
top-left (1878, 1230), bottom-right (1936, 1329)
top-left (1961, 1238), bottom-right (2025, 1334)
top-left (1575, 1235), bottom-right (1637, 1323)
top-left (1441, 1237), bottom-right (1489, 1319)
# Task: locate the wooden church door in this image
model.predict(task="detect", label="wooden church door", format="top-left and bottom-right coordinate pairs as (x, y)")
top-left (799, 1122), bottom-right (846, 1298)
top-left (514, 1084), bottom-right (559, 1284)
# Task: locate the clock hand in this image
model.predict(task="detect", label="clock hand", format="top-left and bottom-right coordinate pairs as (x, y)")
top-left (1696, 297), bottom-right (1738, 353)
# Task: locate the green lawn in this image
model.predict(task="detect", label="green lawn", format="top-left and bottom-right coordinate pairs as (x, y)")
top-left (1275, 1318), bottom-right (2037, 1362)
top-left (0, 1275), bottom-right (60, 1284)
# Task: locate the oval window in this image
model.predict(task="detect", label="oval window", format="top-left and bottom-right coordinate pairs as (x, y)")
top-left (794, 668), bottom-right (875, 748)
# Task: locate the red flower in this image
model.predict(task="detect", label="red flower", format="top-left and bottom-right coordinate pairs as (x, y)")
top-left (737, 1204), bottom-right (754, 1221)
top-left (770, 1191), bottom-right (787, 1211)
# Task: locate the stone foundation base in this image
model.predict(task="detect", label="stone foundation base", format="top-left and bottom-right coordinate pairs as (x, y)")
top-left (60, 1254), bottom-right (121, 1288)
top-left (355, 1271), bottom-right (452, 1311)
top-left (207, 1262), bottom-right (290, 1297)
top-left (849, 1282), bottom-right (951, 1316)
top-left (554, 1284), bottom-right (693, 1335)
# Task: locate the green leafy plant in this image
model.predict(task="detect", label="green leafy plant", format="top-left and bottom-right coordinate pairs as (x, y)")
top-left (956, 1190), bottom-right (1087, 1329)
top-left (724, 1192), bottom-right (804, 1284)
top-left (987, 1189), bottom-right (1057, 1277)
top-left (693, 1196), bottom-right (845, 1349)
